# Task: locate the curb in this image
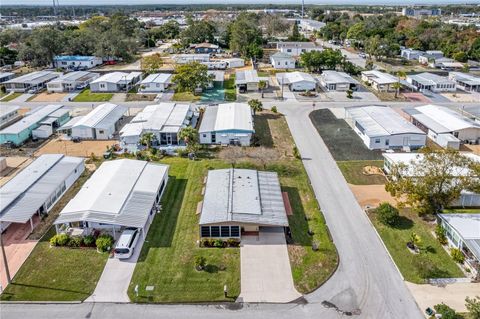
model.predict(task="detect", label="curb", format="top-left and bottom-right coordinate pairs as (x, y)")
top-left (0, 301), bottom-right (82, 304)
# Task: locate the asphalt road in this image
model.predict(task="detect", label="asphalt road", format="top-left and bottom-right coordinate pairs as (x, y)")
top-left (1, 100), bottom-right (479, 318)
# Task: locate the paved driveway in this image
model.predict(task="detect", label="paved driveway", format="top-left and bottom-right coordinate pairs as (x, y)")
top-left (238, 228), bottom-right (301, 303)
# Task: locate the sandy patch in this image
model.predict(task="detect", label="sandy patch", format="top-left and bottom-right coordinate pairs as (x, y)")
top-left (35, 137), bottom-right (117, 157)
top-left (441, 92), bottom-right (478, 103)
top-left (29, 92), bottom-right (68, 102)
top-left (0, 156), bottom-right (33, 187)
top-left (363, 165), bottom-right (383, 175)
top-left (461, 144), bottom-right (480, 155)
top-left (349, 184), bottom-right (399, 209)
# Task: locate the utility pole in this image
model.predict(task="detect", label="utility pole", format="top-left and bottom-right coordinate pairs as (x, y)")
top-left (0, 232), bottom-right (11, 285)
top-left (301, 0), bottom-right (305, 19)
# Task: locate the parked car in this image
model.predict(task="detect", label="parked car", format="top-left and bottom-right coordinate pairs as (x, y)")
top-left (114, 228), bottom-right (140, 259)
top-left (358, 53), bottom-right (366, 59)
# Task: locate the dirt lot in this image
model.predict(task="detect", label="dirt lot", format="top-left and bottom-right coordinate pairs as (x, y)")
top-left (309, 109), bottom-right (383, 161)
top-left (0, 156), bottom-right (32, 187)
top-left (35, 138), bottom-right (117, 157)
top-left (349, 184), bottom-right (399, 209)
top-left (462, 144), bottom-right (480, 155)
top-left (29, 92), bottom-right (68, 102)
top-left (441, 92), bottom-right (478, 103)
top-left (402, 92), bottom-right (431, 103)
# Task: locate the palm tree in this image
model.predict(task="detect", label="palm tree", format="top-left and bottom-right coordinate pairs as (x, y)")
top-left (140, 132), bottom-right (155, 150)
top-left (258, 80), bottom-right (267, 98)
top-left (392, 82), bottom-right (402, 99)
top-left (409, 232), bottom-right (422, 251)
top-left (179, 126), bottom-right (199, 156)
top-left (248, 99), bottom-right (263, 115)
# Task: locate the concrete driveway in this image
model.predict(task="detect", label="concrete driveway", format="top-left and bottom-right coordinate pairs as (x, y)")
top-left (85, 232), bottom-right (145, 303)
top-left (238, 228), bottom-right (301, 303)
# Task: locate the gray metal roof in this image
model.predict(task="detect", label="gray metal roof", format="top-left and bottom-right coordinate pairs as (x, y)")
top-left (0, 105), bottom-right (19, 117)
top-left (320, 70), bottom-right (358, 85)
top-left (71, 103), bottom-right (126, 130)
top-left (0, 104), bottom-right (64, 135)
top-left (54, 159), bottom-right (169, 228)
top-left (48, 71), bottom-right (99, 84)
top-left (439, 214), bottom-right (480, 261)
top-left (346, 105), bottom-right (425, 137)
top-left (0, 154), bottom-right (84, 223)
top-left (199, 103), bottom-right (254, 133)
top-left (140, 73), bottom-right (172, 85)
top-left (3, 71), bottom-right (61, 85)
top-left (199, 169), bottom-right (288, 227)
top-left (407, 72), bottom-right (455, 86)
top-left (235, 70), bottom-right (259, 85)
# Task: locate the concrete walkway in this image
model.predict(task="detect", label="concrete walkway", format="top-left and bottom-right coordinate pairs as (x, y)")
top-left (10, 93), bottom-right (33, 103)
top-left (406, 281), bottom-right (479, 313)
top-left (238, 229), bottom-right (301, 303)
top-left (110, 93), bottom-right (126, 103)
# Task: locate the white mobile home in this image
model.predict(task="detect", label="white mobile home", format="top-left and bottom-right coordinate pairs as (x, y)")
top-left (138, 73), bottom-right (172, 93)
top-left (406, 72), bottom-right (456, 92)
top-left (361, 70), bottom-right (399, 92)
top-left (46, 71), bottom-right (100, 93)
top-left (173, 54), bottom-right (210, 64)
top-left (199, 103), bottom-right (254, 146)
top-left (448, 72), bottom-right (480, 92)
top-left (345, 105), bottom-right (426, 150)
top-left (276, 71), bottom-right (317, 91)
top-left (276, 42), bottom-right (322, 56)
top-left (404, 104), bottom-right (480, 148)
top-left (270, 52), bottom-right (296, 70)
top-left (0, 154), bottom-right (84, 232)
top-left (0, 72), bottom-right (14, 83)
top-left (54, 159), bottom-right (169, 239)
top-left (53, 56), bottom-right (103, 70)
top-left (235, 69), bottom-right (260, 93)
top-left (90, 72), bottom-right (142, 92)
top-left (400, 48), bottom-right (424, 60)
top-left (120, 103), bottom-right (194, 152)
top-left (319, 70), bottom-right (358, 91)
top-left (60, 103), bottom-right (127, 140)
top-left (0, 105), bottom-right (21, 129)
top-left (222, 58), bottom-right (245, 69)
top-left (3, 71), bottom-right (62, 93)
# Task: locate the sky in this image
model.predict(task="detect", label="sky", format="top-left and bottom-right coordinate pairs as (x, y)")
top-left (2, 0), bottom-right (479, 5)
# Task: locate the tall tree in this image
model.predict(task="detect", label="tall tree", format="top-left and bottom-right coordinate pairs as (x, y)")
top-left (172, 62), bottom-right (213, 93)
top-left (248, 99), bottom-right (263, 115)
top-left (179, 19), bottom-right (216, 47)
top-left (141, 53), bottom-right (164, 74)
top-left (229, 13), bottom-right (263, 57)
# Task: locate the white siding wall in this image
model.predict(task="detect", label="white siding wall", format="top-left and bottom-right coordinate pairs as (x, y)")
top-left (290, 81), bottom-right (316, 91)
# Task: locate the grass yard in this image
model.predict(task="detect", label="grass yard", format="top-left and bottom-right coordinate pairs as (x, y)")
top-left (0, 92), bottom-right (22, 102)
top-left (224, 75), bottom-right (236, 102)
top-left (172, 91), bottom-right (201, 102)
top-left (73, 89), bottom-right (113, 102)
top-left (368, 208), bottom-right (464, 283)
top-left (0, 227), bottom-right (108, 301)
top-left (309, 109), bottom-right (383, 161)
top-left (128, 158), bottom-right (240, 302)
top-left (337, 160), bottom-right (386, 185)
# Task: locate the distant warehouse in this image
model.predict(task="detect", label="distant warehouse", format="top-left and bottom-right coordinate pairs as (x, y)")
top-left (54, 159), bottom-right (169, 239)
top-left (0, 104), bottom-right (70, 145)
top-left (345, 105), bottom-right (426, 150)
top-left (0, 154), bottom-right (84, 232)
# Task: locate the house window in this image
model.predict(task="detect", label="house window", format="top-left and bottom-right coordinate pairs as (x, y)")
top-left (221, 226), bottom-right (230, 237)
top-left (99, 130), bottom-right (104, 134)
top-left (201, 226), bottom-right (210, 237)
top-left (385, 139), bottom-right (389, 146)
top-left (100, 83), bottom-right (106, 89)
top-left (230, 226), bottom-right (240, 237)
top-left (375, 138), bottom-right (381, 144)
top-left (287, 49), bottom-right (292, 53)
top-left (210, 226), bottom-right (220, 237)
top-left (202, 134), bottom-right (207, 138)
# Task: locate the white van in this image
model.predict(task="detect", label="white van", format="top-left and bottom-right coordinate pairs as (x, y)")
top-left (114, 228), bottom-right (140, 259)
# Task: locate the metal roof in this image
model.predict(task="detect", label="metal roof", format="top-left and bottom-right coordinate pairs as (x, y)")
top-left (199, 103), bottom-right (254, 133)
top-left (449, 72), bottom-right (480, 86)
top-left (120, 103), bottom-right (191, 137)
top-left (276, 71), bottom-right (316, 84)
top-left (235, 70), bottom-right (259, 85)
top-left (54, 55), bottom-right (99, 61)
top-left (199, 169), bottom-right (288, 226)
top-left (90, 72), bottom-right (142, 85)
top-left (0, 104), bottom-right (64, 134)
top-left (270, 52), bottom-right (295, 60)
top-left (439, 214), bottom-right (480, 261)
top-left (0, 154), bottom-right (84, 223)
top-left (404, 104), bottom-right (480, 133)
top-left (277, 41), bottom-right (317, 49)
top-left (71, 103), bottom-right (126, 130)
top-left (362, 70), bottom-right (398, 84)
top-left (54, 159), bottom-right (169, 228)
top-left (320, 70), bottom-right (358, 85)
top-left (48, 71), bottom-right (99, 84)
top-left (407, 72), bottom-right (455, 86)
top-left (207, 70), bottom-right (225, 82)
top-left (3, 71), bottom-right (61, 85)
top-left (140, 73), bottom-right (172, 85)
top-left (0, 105), bottom-right (19, 117)
top-left (0, 72), bottom-right (14, 79)
top-left (346, 105), bottom-right (425, 137)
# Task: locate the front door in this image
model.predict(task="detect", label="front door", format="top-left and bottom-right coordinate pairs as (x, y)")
top-left (166, 134), bottom-right (172, 145)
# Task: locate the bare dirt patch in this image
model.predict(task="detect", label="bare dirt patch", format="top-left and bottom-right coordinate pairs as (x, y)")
top-left (363, 165), bottom-right (384, 176)
top-left (35, 137), bottom-right (117, 157)
top-left (0, 156), bottom-right (32, 187)
top-left (461, 144), bottom-right (480, 155)
top-left (349, 184), bottom-right (399, 208)
top-left (29, 92), bottom-right (68, 102)
top-left (441, 92), bottom-right (478, 103)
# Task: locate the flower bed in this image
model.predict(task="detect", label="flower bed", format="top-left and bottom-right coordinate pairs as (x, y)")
top-left (200, 238), bottom-right (240, 248)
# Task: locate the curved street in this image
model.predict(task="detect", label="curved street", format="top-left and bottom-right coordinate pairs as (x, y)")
top-left (2, 100), bottom-right (478, 318)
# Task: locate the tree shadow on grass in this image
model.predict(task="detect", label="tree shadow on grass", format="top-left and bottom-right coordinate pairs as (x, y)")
top-left (204, 264), bottom-right (219, 273)
top-left (253, 112), bottom-right (282, 148)
top-left (0, 282), bottom-right (90, 301)
top-left (283, 186), bottom-right (312, 246)
top-left (391, 215), bottom-right (414, 230)
top-left (136, 176), bottom-right (188, 262)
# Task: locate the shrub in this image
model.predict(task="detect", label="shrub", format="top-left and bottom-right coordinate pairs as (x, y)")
top-left (450, 248), bottom-right (465, 264)
top-left (226, 238), bottom-right (240, 247)
top-left (465, 296), bottom-right (480, 319)
top-left (83, 235), bottom-right (96, 247)
top-left (201, 238), bottom-right (214, 247)
top-left (50, 234), bottom-right (70, 247)
top-left (213, 239), bottom-right (224, 248)
top-left (96, 234), bottom-right (114, 252)
top-left (293, 146), bottom-right (301, 159)
top-left (68, 236), bottom-right (83, 248)
top-left (433, 303), bottom-right (458, 319)
top-left (435, 224), bottom-right (447, 245)
top-left (271, 106), bottom-right (278, 113)
top-left (194, 256), bottom-right (206, 270)
top-left (375, 202), bottom-right (399, 226)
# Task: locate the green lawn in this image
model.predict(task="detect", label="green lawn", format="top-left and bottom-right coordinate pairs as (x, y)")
top-left (224, 76), bottom-right (236, 102)
top-left (128, 158), bottom-right (240, 302)
top-left (368, 209), bottom-right (464, 283)
top-left (0, 92), bottom-right (22, 102)
top-left (0, 227), bottom-right (108, 301)
top-left (337, 160), bottom-right (387, 185)
top-left (172, 91), bottom-right (201, 102)
top-left (73, 89), bottom-right (113, 102)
